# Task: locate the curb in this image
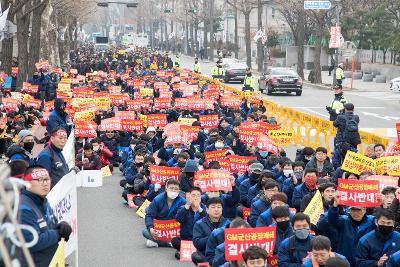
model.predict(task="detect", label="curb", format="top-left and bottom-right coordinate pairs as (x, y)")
top-left (304, 81), bottom-right (356, 91)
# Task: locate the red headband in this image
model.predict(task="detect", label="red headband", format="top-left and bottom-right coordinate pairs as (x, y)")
top-left (24, 169), bottom-right (50, 181)
top-left (53, 130), bottom-right (67, 138)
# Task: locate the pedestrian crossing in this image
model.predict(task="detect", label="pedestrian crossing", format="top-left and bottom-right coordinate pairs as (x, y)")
top-left (346, 91), bottom-right (400, 101)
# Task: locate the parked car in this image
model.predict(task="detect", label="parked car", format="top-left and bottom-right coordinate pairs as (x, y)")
top-left (390, 77), bottom-right (400, 93)
top-left (222, 59), bottom-right (248, 83)
top-left (259, 68), bottom-right (303, 96)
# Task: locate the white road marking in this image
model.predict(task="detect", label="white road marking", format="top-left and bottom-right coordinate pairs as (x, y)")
top-left (290, 106), bottom-right (385, 109)
top-left (362, 112), bottom-right (400, 121)
top-left (300, 108), bottom-right (330, 118)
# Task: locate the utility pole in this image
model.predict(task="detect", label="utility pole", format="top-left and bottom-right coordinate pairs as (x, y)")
top-left (210, 0), bottom-right (215, 61)
top-left (333, 0), bottom-right (341, 85)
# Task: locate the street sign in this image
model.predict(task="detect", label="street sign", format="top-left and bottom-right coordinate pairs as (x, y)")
top-left (329, 26), bottom-right (341, 48)
top-left (304, 1), bottom-right (332, 10)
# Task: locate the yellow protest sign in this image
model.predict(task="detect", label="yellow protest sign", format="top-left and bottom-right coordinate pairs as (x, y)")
top-left (136, 199), bottom-right (151, 218)
top-left (268, 130), bottom-right (295, 146)
top-left (74, 110), bottom-right (95, 122)
top-left (139, 114), bottom-right (148, 128)
top-left (304, 190), bottom-right (324, 225)
top-left (376, 156), bottom-right (400, 176)
top-left (94, 97), bottom-right (111, 111)
top-left (139, 88), bottom-right (154, 97)
top-left (178, 117), bottom-right (197, 126)
top-left (58, 83), bottom-right (71, 91)
top-left (60, 78), bottom-right (72, 84)
top-left (118, 49), bottom-right (126, 55)
top-left (101, 165), bottom-right (112, 177)
top-left (49, 239), bottom-right (65, 267)
top-left (72, 98), bottom-right (95, 106)
top-left (341, 151), bottom-right (376, 175)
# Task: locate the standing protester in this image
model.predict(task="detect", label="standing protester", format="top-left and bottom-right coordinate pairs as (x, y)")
top-left (6, 129), bottom-right (36, 165)
top-left (46, 98), bottom-right (71, 136)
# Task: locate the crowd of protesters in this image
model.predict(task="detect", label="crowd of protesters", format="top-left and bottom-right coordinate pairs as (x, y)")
top-left (2, 43), bottom-right (400, 267)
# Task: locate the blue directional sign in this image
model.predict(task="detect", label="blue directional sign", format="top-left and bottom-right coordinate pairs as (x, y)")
top-left (304, 1), bottom-right (332, 10)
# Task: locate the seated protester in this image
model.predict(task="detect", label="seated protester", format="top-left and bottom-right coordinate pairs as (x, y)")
top-left (100, 130), bottom-right (120, 166)
top-left (9, 159), bottom-right (29, 179)
top-left (278, 213), bottom-right (314, 266)
top-left (326, 257), bottom-right (350, 267)
top-left (121, 139), bottom-right (138, 174)
top-left (305, 146), bottom-right (334, 178)
top-left (123, 152), bottom-right (145, 187)
top-left (355, 209), bottom-right (400, 267)
top-left (75, 143), bottom-right (102, 170)
top-left (276, 160), bottom-right (294, 190)
top-left (143, 179), bottom-right (186, 248)
top-left (271, 206), bottom-right (293, 256)
top-left (387, 250), bottom-right (400, 267)
top-left (192, 197), bottom-right (230, 265)
top-left (282, 161), bottom-right (305, 203)
top-left (226, 121), bottom-right (246, 155)
top-left (295, 146), bottom-right (315, 166)
top-left (239, 162), bottom-right (264, 208)
top-left (247, 171), bottom-right (275, 206)
top-left (173, 187), bottom-right (206, 259)
top-left (19, 166), bottom-right (72, 266)
top-left (236, 159), bottom-right (259, 186)
top-left (180, 159), bottom-right (199, 192)
top-left (292, 168), bottom-right (319, 212)
top-left (256, 192), bottom-right (292, 227)
top-left (328, 191), bottom-right (375, 266)
top-left (249, 180), bottom-right (279, 227)
top-left (168, 151), bottom-right (189, 168)
top-left (91, 137), bottom-right (113, 168)
top-left (219, 116), bottom-right (233, 138)
top-left (208, 218), bottom-right (251, 267)
top-left (300, 179), bottom-right (334, 212)
top-left (6, 129), bottom-right (36, 165)
top-left (220, 245), bottom-right (268, 267)
top-left (303, 235), bottom-right (349, 267)
top-left (206, 135), bottom-right (229, 152)
top-left (146, 126), bottom-right (161, 151)
top-left (380, 186), bottom-right (397, 210)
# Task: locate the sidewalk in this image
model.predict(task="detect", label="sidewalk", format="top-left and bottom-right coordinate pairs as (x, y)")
top-left (304, 70), bottom-right (390, 92)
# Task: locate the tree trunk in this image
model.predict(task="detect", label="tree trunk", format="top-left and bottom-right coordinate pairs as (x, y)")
top-left (244, 11), bottom-right (252, 68)
top-left (16, 1), bottom-right (32, 89)
top-left (48, 7), bottom-right (60, 67)
top-left (190, 22), bottom-right (194, 56)
top-left (29, 0), bottom-right (47, 77)
top-left (40, 0), bottom-right (52, 61)
top-left (257, 0), bottom-right (263, 72)
top-left (0, 0), bottom-right (14, 73)
top-left (313, 28), bottom-right (322, 83)
top-left (234, 2), bottom-right (238, 59)
top-left (296, 12), bottom-right (306, 79)
top-left (209, 0), bottom-right (215, 61)
top-left (194, 18), bottom-right (199, 55)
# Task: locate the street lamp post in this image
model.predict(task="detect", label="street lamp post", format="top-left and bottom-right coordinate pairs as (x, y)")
top-left (333, 0), bottom-right (341, 85)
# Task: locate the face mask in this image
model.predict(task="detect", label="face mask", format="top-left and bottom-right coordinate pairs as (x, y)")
top-left (178, 161), bottom-right (186, 168)
top-left (250, 173), bottom-right (260, 182)
top-left (294, 228), bottom-right (309, 240)
top-left (305, 155), bottom-right (313, 161)
top-left (259, 151), bottom-right (269, 158)
top-left (377, 224), bottom-right (394, 238)
top-left (33, 75), bottom-right (39, 79)
top-left (277, 220), bottom-right (290, 231)
top-left (23, 142), bottom-right (34, 153)
top-left (93, 145), bottom-right (100, 152)
top-left (167, 191), bottom-right (179, 200)
top-left (305, 176), bottom-right (317, 190)
top-left (215, 142), bottom-right (224, 149)
top-left (294, 171), bottom-right (303, 180)
top-left (135, 162), bottom-right (144, 168)
top-left (130, 145), bottom-right (135, 150)
top-left (207, 192), bottom-right (220, 198)
top-left (283, 170), bottom-right (293, 177)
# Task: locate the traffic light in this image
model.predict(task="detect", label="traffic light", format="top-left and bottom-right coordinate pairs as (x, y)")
top-left (126, 3), bottom-right (138, 7)
top-left (164, 9), bottom-right (173, 13)
top-left (97, 2), bottom-right (109, 7)
top-left (188, 9), bottom-right (197, 13)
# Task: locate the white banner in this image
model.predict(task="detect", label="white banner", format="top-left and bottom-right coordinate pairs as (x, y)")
top-left (47, 171), bottom-right (78, 258)
top-left (78, 170), bottom-right (103, 187)
top-left (62, 130), bottom-right (75, 169)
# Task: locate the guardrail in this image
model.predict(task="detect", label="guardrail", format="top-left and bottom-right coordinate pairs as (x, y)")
top-left (198, 74), bottom-right (390, 155)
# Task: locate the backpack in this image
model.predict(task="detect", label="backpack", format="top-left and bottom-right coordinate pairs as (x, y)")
top-left (343, 114), bottom-right (361, 146)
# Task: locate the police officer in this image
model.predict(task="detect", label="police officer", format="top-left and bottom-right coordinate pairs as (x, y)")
top-left (243, 68), bottom-right (256, 91)
top-left (174, 53), bottom-right (181, 67)
top-left (194, 58), bottom-right (201, 73)
top-left (326, 84), bottom-right (347, 121)
top-left (211, 60), bottom-right (225, 81)
top-left (19, 166), bottom-right (72, 267)
top-left (336, 63), bottom-right (345, 87)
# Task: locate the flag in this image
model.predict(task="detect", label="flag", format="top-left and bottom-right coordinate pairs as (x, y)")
top-left (253, 29), bottom-right (263, 42)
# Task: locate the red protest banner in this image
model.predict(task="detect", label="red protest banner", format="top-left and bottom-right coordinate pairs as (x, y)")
top-left (159, 91), bottom-right (173, 98)
top-left (108, 85), bottom-right (121, 94)
top-left (2, 98), bottom-right (19, 111)
top-left (256, 135), bottom-right (280, 155)
top-left (220, 96), bottom-right (241, 108)
top-left (180, 241), bottom-right (197, 262)
top-left (199, 115), bottom-right (219, 128)
top-left (121, 119), bottom-right (144, 132)
top-left (181, 125), bottom-right (200, 141)
top-left (126, 99), bottom-right (151, 111)
top-left (203, 90), bottom-right (219, 100)
top-left (268, 255), bottom-right (278, 267)
top-left (115, 111), bottom-right (136, 120)
top-left (73, 88), bottom-right (94, 98)
top-left (219, 159), bottom-right (231, 172)
top-left (204, 149), bottom-right (229, 166)
top-left (366, 175), bottom-right (399, 192)
top-left (329, 26), bottom-right (341, 49)
top-left (174, 98), bottom-right (188, 109)
top-left (385, 141), bottom-right (400, 156)
top-left (194, 169), bottom-right (232, 192)
top-left (397, 122), bottom-right (400, 143)
top-left (153, 219), bottom-right (180, 242)
top-left (147, 114), bottom-right (167, 127)
top-left (228, 155), bottom-right (257, 173)
top-left (154, 98), bottom-right (172, 109)
top-left (337, 178), bottom-right (380, 207)
top-left (224, 227), bottom-right (276, 260)
top-left (25, 99), bottom-right (42, 110)
top-left (149, 166), bottom-right (181, 185)
top-left (239, 127), bottom-right (264, 144)
top-left (98, 117), bottom-right (121, 131)
top-left (110, 93), bottom-right (129, 106)
top-left (74, 121), bottom-right (97, 137)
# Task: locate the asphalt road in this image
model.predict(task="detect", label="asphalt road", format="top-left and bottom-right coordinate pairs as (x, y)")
top-left (179, 55), bottom-right (399, 135)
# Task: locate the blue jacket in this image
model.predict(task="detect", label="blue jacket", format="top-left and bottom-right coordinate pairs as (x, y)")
top-left (272, 223), bottom-right (293, 255)
top-left (276, 173), bottom-right (289, 190)
top-left (292, 183), bottom-right (312, 211)
top-left (36, 143), bottom-right (69, 187)
top-left (328, 206), bottom-right (375, 266)
top-left (278, 235), bottom-right (313, 267)
top-left (247, 183), bottom-right (262, 207)
top-left (201, 187), bottom-right (241, 219)
top-left (205, 226), bottom-right (226, 264)
top-left (387, 250), bottom-right (400, 267)
top-left (355, 230), bottom-right (400, 267)
top-left (302, 252), bottom-right (348, 267)
top-left (144, 192), bottom-right (186, 230)
top-left (249, 197), bottom-right (271, 227)
top-left (175, 205), bottom-right (206, 240)
top-left (256, 207), bottom-right (294, 227)
top-left (282, 177), bottom-right (297, 205)
top-left (239, 177), bottom-right (258, 207)
top-left (19, 190), bottom-right (59, 267)
top-left (192, 216), bottom-right (230, 255)
top-left (46, 110), bottom-right (69, 135)
top-left (213, 243), bottom-right (226, 267)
